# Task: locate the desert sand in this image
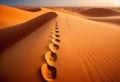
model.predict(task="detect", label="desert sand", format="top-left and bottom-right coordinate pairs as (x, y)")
top-left (0, 5), bottom-right (120, 82)
top-left (50, 7), bottom-right (120, 26)
top-left (0, 5), bottom-right (52, 28)
top-left (81, 8), bottom-right (120, 26)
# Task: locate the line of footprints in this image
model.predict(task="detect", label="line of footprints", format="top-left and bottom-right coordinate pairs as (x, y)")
top-left (40, 22), bottom-right (60, 82)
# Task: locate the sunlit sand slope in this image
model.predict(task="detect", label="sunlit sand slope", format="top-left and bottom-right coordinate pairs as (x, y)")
top-left (0, 5), bottom-right (52, 28)
top-left (54, 12), bottom-right (120, 82)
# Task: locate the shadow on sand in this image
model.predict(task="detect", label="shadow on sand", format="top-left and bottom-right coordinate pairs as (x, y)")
top-left (0, 12), bottom-right (58, 54)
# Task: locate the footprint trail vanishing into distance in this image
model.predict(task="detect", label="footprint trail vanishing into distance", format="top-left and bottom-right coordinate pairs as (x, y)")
top-left (40, 19), bottom-right (61, 82)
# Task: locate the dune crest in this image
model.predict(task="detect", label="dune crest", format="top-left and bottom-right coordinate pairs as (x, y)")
top-left (0, 12), bottom-right (57, 53)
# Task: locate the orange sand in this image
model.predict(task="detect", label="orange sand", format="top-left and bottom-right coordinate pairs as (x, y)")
top-left (0, 5), bottom-right (52, 28)
top-left (0, 5), bottom-right (120, 82)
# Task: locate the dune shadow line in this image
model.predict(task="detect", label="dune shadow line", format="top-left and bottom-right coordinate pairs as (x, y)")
top-left (0, 12), bottom-right (58, 54)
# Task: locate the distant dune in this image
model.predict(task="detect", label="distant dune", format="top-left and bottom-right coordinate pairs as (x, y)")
top-left (81, 8), bottom-right (120, 17)
top-left (81, 8), bottom-right (120, 26)
top-left (49, 7), bottom-right (120, 26)
top-left (14, 6), bottom-right (42, 12)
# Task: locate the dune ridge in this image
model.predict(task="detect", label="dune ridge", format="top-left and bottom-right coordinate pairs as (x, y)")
top-left (0, 12), bottom-right (57, 53)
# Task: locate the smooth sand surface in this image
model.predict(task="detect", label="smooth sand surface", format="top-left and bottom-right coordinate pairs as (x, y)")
top-left (0, 5), bottom-right (120, 82)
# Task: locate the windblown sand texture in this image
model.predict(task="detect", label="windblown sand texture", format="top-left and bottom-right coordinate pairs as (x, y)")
top-left (0, 5), bottom-right (120, 82)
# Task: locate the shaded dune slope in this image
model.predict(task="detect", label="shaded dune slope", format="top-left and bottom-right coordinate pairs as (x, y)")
top-left (0, 12), bottom-right (57, 53)
top-left (81, 8), bottom-right (120, 17)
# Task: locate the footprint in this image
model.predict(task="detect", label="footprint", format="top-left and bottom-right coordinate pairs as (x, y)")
top-left (55, 28), bottom-right (59, 29)
top-left (45, 51), bottom-right (57, 66)
top-left (51, 39), bottom-right (59, 45)
top-left (52, 31), bottom-right (60, 35)
top-left (52, 27), bottom-right (59, 30)
top-left (51, 34), bottom-right (60, 39)
top-left (51, 34), bottom-right (57, 39)
top-left (55, 34), bottom-right (60, 37)
top-left (49, 43), bottom-right (59, 52)
top-left (41, 63), bottom-right (57, 82)
top-left (55, 39), bottom-right (61, 42)
top-left (53, 44), bottom-right (59, 50)
top-left (55, 31), bottom-right (59, 33)
top-left (49, 43), bottom-right (56, 52)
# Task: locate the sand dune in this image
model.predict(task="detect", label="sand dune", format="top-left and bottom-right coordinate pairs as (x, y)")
top-left (81, 8), bottom-right (120, 17)
top-left (0, 5), bottom-right (52, 28)
top-left (80, 8), bottom-right (120, 26)
top-left (0, 5), bottom-right (35, 28)
top-left (0, 5), bottom-right (120, 82)
top-left (54, 12), bottom-right (120, 82)
top-left (0, 12), bottom-right (57, 53)
top-left (50, 7), bottom-right (120, 26)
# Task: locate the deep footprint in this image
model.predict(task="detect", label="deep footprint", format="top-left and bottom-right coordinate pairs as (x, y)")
top-left (49, 43), bottom-right (60, 52)
top-left (49, 43), bottom-right (56, 52)
top-left (47, 64), bottom-right (56, 79)
top-left (51, 51), bottom-right (57, 61)
top-left (45, 51), bottom-right (57, 66)
top-left (55, 31), bottom-right (59, 33)
top-left (41, 63), bottom-right (57, 81)
top-left (53, 44), bottom-right (59, 50)
top-left (51, 34), bottom-right (56, 38)
top-left (55, 39), bottom-right (61, 42)
top-left (55, 34), bottom-right (60, 37)
top-left (55, 28), bottom-right (59, 29)
top-left (51, 39), bottom-right (59, 45)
